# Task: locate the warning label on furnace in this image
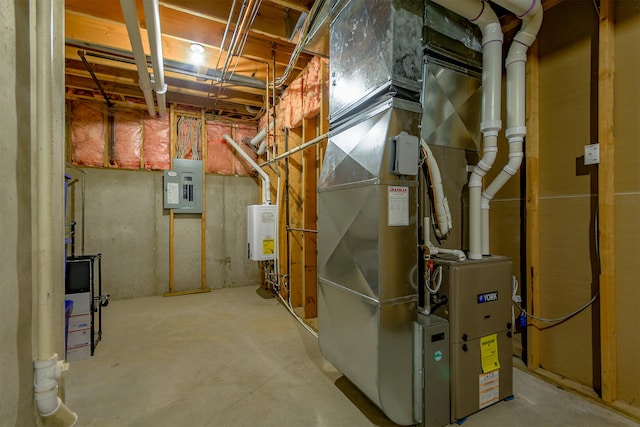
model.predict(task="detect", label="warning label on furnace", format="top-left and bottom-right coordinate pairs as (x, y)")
top-left (480, 333), bottom-right (500, 373)
top-left (388, 186), bottom-right (409, 226)
top-left (479, 370), bottom-right (500, 409)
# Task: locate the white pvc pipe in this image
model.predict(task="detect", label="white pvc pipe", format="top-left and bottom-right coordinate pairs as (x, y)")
top-left (423, 218), bottom-right (466, 262)
top-left (223, 134), bottom-right (272, 204)
top-left (480, 0), bottom-right (543, 255)
top-left (35, 0), bottom-right (77, 424)
top-left (432, 0), bottom-right (503, 260)
top-left (119, 0), bottom-right (156, 117)
top-left (243, 120), bottom-right (276, 155)
top-left (143, 0), bottom-right (168, 117)
top-left (420, 139), bottom-right (452, 238)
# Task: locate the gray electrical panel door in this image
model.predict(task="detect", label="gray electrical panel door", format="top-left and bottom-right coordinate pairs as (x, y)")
top-left (163, 159), bottom-right (203, 214)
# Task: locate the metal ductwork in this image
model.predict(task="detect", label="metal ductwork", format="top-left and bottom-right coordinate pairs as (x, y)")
top-left (319, 0), bottom-right (542, 425)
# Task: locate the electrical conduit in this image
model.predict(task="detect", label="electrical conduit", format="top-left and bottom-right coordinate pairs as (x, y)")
top-left (119, 0), bottom-right (156, 117)
top-left (480, 0), bottom-right (543, 255)
top-left (34, 0), bottom-right (77, 424)
top-left (431, 0), bottom-right (503, 260)
top-left (143, 0), bottom-right (168, 117)
top-left (223, 134), bottom-right (272, 205)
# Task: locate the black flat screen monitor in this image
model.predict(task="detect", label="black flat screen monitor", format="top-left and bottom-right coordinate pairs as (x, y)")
top-left (65, 259), bottom-right (91, 293)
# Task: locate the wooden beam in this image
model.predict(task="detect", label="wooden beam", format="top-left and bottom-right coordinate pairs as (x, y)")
top-left (288, 127), bottom-right (304, 307)
top-left (65, 10), bottom-right (308, 71)
top-left (525, 40), bottom-right (541, 369)
top-left (598, 0), bottom-right (616, 404)
top-left (302, 116), bottom-right (318, 318)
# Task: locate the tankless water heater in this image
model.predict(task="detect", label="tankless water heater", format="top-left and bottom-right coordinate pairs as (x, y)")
top-left (247, 204), bottom-right (277, 261)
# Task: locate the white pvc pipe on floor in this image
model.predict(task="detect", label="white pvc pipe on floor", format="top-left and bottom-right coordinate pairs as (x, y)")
top-left (34, 0), bottom-right (77, 424)
top-left (143, 0), bottom-right (168, 117)
top-left (432, 0), bottom-right (503, 260)
top-left (480, 0), bottom-right (543, 255)
top-left (119, 0), bottom-right (156, 117)
top-left (223, 134), bottom-right (272, 205)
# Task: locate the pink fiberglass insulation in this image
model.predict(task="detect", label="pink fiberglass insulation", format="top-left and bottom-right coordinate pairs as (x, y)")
top-left (143, 115), bottom-right (170, 170)
top-left (285, 78), bottom-right (303, 129)
top-left (234, 124), bottom-right (259, 176)
top-left (303, 57), bottom-right (323, 119)
top-left (276, 96), bottom-right (287, 130)
top-left (113, 110), bottom-right (142, 169)
top-left (206, 121), bottom-right (233, 175)
top-left (70, 101), bottom-right (105, 167)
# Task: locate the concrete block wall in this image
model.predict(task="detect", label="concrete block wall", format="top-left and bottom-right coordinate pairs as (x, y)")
top-left (65, 167), bottom-right (261, 299)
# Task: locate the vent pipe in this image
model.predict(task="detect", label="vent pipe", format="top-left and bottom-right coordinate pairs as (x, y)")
top-left (143, 0), bottom-right (168, 117)
top-left (34, 0), bottom-right (77, 424)
top-left (119, 0), bottom-right (156, 117)
top-left (223, 134), bottom-right (272, 205)
top-left (481, 0), bottom-right (543, 255)
top-left (431, 0), bottom-right (503, 260)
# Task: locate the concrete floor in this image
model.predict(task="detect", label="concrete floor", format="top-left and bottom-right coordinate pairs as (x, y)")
top-left (66, 286), bottom-right (638, 427)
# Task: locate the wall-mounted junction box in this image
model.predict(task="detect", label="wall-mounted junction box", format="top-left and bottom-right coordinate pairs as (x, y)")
top-left (247, 204), bottom-right (277, 261)
top-left (584, 143), bottom-right (600, 165)
top-left (393, 132), bottom-right (419, 176)
top-left (163, 159), bottom-right (203, 213)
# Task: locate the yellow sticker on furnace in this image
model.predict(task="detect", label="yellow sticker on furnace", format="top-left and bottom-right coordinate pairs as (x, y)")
top-left (480, 333), bottom-right (500, 373)
top-left (262, 238), bottom-right (274, 255)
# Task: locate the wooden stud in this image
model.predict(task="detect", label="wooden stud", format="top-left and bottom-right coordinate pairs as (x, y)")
top-left (302, 116), bottom-right (318, 318)
top-left (201, 109), bottom-right (208, 291)
top-left (598, 0), bottom-right (617, 404)
top-left (525, 41), bottom-right (541, 369)
top-left (288, 127), bottom-right (304, 308)
top-left (168, 104), bottom-right (176, 294)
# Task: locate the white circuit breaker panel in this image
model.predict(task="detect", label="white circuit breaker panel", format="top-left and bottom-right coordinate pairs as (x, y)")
top-left (163, 159), bottom-right (203, 214)
top-left (247, 204), bottom-right (277, 261)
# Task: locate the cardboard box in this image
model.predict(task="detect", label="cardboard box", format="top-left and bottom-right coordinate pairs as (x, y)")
top-left (67, 328), bottom-right (90, 349)
top-left (68, 314), bottom-right (91, 332)
top-left (65, 292), bottom-right (91, 315)
top-left (66, 345), bottom-right (90, 362)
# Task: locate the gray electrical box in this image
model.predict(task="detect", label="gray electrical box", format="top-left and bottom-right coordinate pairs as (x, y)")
top-left (163, 159), bottom-right (203, 214)
top-left (393, 132), bottom-right (419, 176)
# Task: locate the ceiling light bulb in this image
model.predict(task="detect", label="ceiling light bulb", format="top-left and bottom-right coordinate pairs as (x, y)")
top-left (190, 43), bottom-right (205, 54)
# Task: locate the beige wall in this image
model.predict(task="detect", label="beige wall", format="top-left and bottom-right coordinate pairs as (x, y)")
top-left (490, 0), bottom-right (640, 410)
top-left (613, 3), bottom-right (640, 408)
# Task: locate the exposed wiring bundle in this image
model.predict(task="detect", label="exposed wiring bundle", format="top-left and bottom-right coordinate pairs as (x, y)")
top-left (511, 276), bottom-right (599, 327)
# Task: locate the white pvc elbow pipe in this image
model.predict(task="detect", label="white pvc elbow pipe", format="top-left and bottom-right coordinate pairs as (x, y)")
top-left (421, 139), bottom-right (452, 238)
top-left (35, 0), bottom-right (77, 424)
top-left (223, 134), bottom-right (272, 205)
top-left (243, 120), bottom-right (276, 155)
top-left (432, 0), bottom-right (503, 260)
top-left (120, 0), bottom-right (156, 117)
top-left (480, 0), bottom-right (542, 255)
top-left (143, 0), bottom-right (168, 117)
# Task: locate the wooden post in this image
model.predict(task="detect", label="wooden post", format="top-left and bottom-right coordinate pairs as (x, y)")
top-left (288, 127), bottom-right (304, 308)
top-left (302, 117), bottom-right (318, 318)
top-left (598, 0), bottom-right (617, 403)
top-left (201, 109), bottom-right (207, 291)
top-left (525, 41), bottom-right (541, 369)
top-left (168, 104), bottom-right (176, 294)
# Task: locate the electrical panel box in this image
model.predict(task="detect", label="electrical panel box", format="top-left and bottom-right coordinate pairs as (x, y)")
top-left (393, 132), bottom-right (419, 176)
top-left (164, 159), bottom-right (203, 213)
top-left (247, 204), bottom-right (277, 261)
